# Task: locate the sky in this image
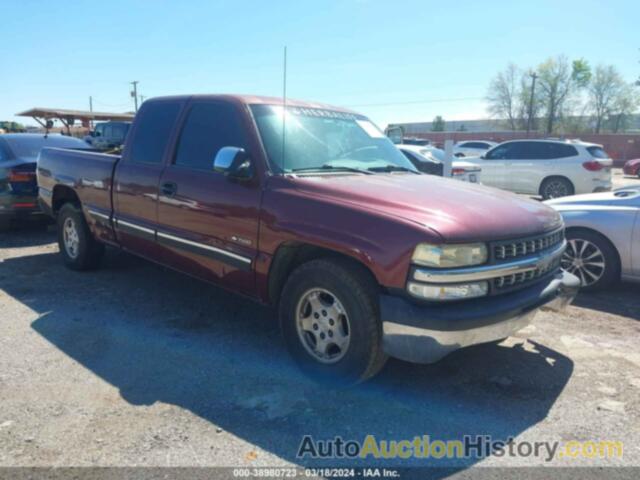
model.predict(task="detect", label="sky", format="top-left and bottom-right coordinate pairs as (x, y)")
top-left (2, 0), bottom-right (639, 128)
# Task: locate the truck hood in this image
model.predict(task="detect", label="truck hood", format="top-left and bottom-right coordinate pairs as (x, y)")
top-left (291, 173), bottom-right (562, 242)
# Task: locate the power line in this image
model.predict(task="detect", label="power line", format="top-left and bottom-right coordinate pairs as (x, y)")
top-left (344, 96), bottom-right (485, 108)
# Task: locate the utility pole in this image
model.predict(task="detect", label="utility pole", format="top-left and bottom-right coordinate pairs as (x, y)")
top-left (130, 81), bottom-right (139, 112)
top-left (526, 72), bottom-right (538, 137)
top-left (89, 96), bottom-right (94, 130)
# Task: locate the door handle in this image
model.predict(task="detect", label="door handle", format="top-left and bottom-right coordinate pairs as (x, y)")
top-left (161, 181), bottom-right (177, 197)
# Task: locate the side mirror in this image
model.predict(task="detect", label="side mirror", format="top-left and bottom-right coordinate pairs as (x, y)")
top-left (213, 147), bottom-right (252, 179)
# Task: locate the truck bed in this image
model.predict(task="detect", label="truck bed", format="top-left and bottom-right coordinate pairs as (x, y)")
top-left (37, 147), bottom-right (120, 228)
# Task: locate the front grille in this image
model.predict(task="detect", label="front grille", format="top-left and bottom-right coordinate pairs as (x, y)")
top-left (493, 255), bottom-right (562, 291)
top-left (493, 228), bottom-right (564, 261)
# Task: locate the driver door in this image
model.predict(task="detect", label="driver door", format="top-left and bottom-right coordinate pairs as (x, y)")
top-left (155, 99), bottom-right (261, 295)
top-left (480, 143), bottom-right (515, 190)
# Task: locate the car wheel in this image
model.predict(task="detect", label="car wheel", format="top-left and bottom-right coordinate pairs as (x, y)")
top-left (540, 177), bottom-right (574, 200)
top-left (279, 258), bottom-right (388, 385)
top-left (57, 203), bottom-right (105, 270)
top-left (561, 229), bottom-right (619, 291)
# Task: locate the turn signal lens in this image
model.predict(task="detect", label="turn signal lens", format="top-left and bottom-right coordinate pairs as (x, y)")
top-left (407, 281), bottom-right (489, 300)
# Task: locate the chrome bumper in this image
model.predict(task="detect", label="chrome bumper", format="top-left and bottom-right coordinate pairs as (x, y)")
top-left (381, 270), bottom-right (580, 364)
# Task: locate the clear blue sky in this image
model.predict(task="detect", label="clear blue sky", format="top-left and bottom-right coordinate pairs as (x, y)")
top-left (3, 0), bottom-right (638, 128)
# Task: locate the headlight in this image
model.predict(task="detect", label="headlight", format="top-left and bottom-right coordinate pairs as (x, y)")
top-left (407, 281), bottom-right (488, 300)
top-left (412, 243), bottom-right (488, 268)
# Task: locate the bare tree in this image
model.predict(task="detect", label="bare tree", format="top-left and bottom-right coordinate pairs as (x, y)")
top-left (486, 63), bottom-right (521, 130)
top-left (588, 65), bottom-right (624, 133)
top-left (537, 56), bottom-right (591, 134)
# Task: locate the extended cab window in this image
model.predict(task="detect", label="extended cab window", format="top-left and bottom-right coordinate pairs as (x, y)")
top-left (129, 102), bottom-right (181, 164)
top-left (174, 102), bottom-right (247, 170)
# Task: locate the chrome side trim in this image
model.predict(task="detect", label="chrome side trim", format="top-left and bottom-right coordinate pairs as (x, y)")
top-left (87, 209), bottom-right (110, 221)
top-left (116, 219), bottom-right (155, 235)
top-left (156, 231), bottom-right (251, 264)
top-left (413, 241), bottom-right (566, 284)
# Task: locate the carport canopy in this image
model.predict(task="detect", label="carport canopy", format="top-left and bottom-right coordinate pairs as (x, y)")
top-left (16, 107), bottom-right (134, 132)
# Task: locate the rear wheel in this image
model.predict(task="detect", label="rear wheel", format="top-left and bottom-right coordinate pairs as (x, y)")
top-left (279, 258), bottom-right (387, 385)
top-left (57, 203), bottom-right (105, 270)
top-left (540, 177), bottom-right (574, 200)
top-left (561, 229), bottom-right (619, 291)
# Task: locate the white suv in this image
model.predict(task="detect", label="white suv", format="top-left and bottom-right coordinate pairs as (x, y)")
top-left (463, 139), bottom-right (612, 199)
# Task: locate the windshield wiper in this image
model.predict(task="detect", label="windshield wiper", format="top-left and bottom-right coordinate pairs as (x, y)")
top-left (291, 165), bottom-right (373, 175)
top-left (367, 165), bottom-right (420, 174)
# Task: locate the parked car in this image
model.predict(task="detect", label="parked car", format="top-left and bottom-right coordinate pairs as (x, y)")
top-left (623, 158), bottom-right (640, 178)
top-left (398, 144), bottom-right (482, 183)
top-left (453, 140), bottom-right (497, 157)
top-left (546, 186), bottom-right (640, 290)
top-left (401, 137), bottom-right (431, 146)
top-left (38, 94), bottom-right (578, 384)
top-left (463, 139), bottom-right (613, 200)
top-left (85, 121), bottom-right (131, 151)
top-left (0, 134), bottom-right (93, 230)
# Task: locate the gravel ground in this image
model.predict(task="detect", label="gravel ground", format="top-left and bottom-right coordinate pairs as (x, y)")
top-left (0, 172), bottom-right (639, 477)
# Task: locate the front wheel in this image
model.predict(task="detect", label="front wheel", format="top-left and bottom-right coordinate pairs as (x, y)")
top-left (279, 258), bottom-right (388, 385)
top-left (561, 229), bottom-right (619, 291)
top-left (57, 203), bottom-right (105, 270)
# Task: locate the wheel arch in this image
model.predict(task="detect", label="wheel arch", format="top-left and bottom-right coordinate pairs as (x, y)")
top-left (267, 241), bottom-right (379, 306)
top-left (52, 185), bottom-right (81, 214)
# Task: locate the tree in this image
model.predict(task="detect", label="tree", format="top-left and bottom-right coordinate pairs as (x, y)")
top-left (431, 116), bottom-right (446, 132)
top-left (588, 65), bottom-right (624, 133)
top-left (536, 56), bottom-right (591, 134)
top-left (608, 84), bottom-right (640, 133)
top-left (486, 63), bottom-right (521, 130)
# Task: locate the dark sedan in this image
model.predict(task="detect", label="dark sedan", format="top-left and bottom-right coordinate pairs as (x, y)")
top-left (0, 134), bottom-right (92, 230)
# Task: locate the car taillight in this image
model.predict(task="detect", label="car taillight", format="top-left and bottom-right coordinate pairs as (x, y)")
top-left (582, 161), bottom-right (604, 172)
top-left (452, 168), bottom-right (466, 175)
top-left (8, 170), bottom-right (36, 182)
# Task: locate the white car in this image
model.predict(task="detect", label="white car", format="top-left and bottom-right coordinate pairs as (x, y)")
top-left (463, 139), bottom-right (612, 200)
top-left (453, 140), bottom-right (497, 157)
top-left (398, 145), bottom-right (482, 183)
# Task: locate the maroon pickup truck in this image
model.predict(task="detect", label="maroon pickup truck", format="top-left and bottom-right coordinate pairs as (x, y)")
top-left (37, 94), bottom-right (579, 384)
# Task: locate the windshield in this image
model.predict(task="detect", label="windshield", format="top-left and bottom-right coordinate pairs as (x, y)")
top-left (250, 105), bottom-right (417, 174)
top-left (4, 135), bottom-right (92, 159)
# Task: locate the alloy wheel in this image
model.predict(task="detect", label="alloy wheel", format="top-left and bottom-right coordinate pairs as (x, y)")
top-left (63, 217), bottom-right (80, 259)
top-left (543, 180), bottom-right (570, 199)
top-left (561, 238), bottom-right (605, 287)
top-left (295, 288), bottom-right (351, 364)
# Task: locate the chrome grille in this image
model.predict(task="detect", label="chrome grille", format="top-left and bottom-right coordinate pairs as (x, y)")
top-left (494, 229), bottom-right (564, 261)
top-left (493, 255), bottom-right (562, 290)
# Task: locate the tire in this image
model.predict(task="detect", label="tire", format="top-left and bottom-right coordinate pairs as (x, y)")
top-left (562, 229), bottom-right (620, 291)
top-left (57, 203), bottom-right (105, 270)
top-left (279, 258), bottom-right (388, 385)
top-left (540, 177), bottom-right (574, 200)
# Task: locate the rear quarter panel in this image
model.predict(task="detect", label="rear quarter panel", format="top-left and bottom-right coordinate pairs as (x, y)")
top-left (38, 147), bottom-right (119, 244)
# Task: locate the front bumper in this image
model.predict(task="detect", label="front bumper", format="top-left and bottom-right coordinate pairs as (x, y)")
top-left (381, 270), bottom-right (580, 364)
